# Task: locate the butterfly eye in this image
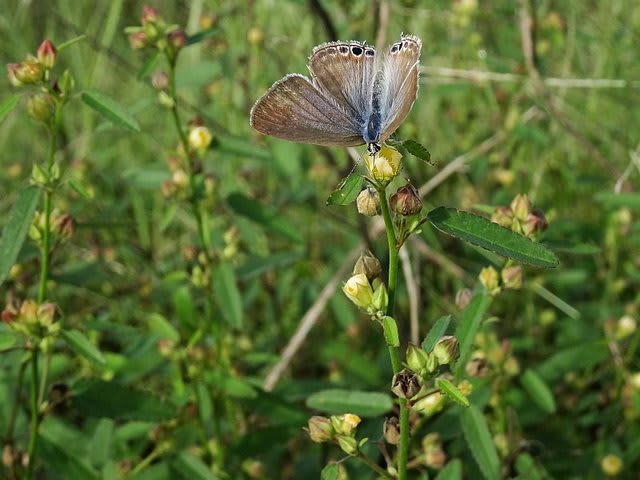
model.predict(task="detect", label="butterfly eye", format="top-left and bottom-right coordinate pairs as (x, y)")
top-left (351, 46), bottom-right (363, 56)
top-left (339, 46), bottom-right (349, 55)
top-left (365, 48), bottom-right (375, 57)
top-left (391, 43), bottom-right (400, 53)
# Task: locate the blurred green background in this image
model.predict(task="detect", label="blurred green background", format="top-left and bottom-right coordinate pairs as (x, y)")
top-left (1, 0), bottom-right (640, 479)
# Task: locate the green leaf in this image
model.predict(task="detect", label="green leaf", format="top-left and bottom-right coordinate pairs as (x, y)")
top-left (71, 380), bottom-right (176, 421)
top-left (427, 207), bottom-right (559, 268)
top-left (213, 262), bottom-right (243, 329)
top-left (39, 431), bottom-right (99, 480)
top-left (422, 315), bottom-right (452, 352)
top-left (61, 330), bottom-right (107, 366)
top-left (402, 139), bottom-right (433, 165)
top-left (148, 313), bottom-right (180, 341)
top-left (435, 459), bottom-right (462, 480)
top-left (81, 90), bottom-right (141, 132)
top-left (0, 94), bottom-right (21, 123)
top-left (137, 51), bottom-right (160, 80)
top-left (515, 453), bottom-right (544, 480)
top-left (595, 192), bottom-right (640, 209)
top-left (326, 173), bottom-right (362, 206)
top-left (455, 294), bottom-right (492, 375)
top-left (461, 405), bottom-right (500, 480)
top-left (0, 186), bottom-right (40, 286)
top-left (226, 193), bottom-right (302, 243)
top-left (436, 378), bottom-right (470, 407)
top-left (382, 316), bottom-right (400, 347)
top-left (68, 179), bottom-right (91, 200)
top-left (537, 342), bottom-right (607, 382)
top-left (187, 27), bottom-right (220, 46)
top-left (321, 464), bottom-right (340, 480)
top-left (306, 389), bottom-right (393, 417)
top-left (236, 251), bottom-right (303, 280)
top-left (89, 419), bottom-right (114, 467)
top-left (171, 451), bottom-right (217, 480)
top-left (520, 369), bottom-right (556, 413)
top-left (543, 242), bottom-right (601, 255)
top-left (57, 35), bottom-right (86, 51)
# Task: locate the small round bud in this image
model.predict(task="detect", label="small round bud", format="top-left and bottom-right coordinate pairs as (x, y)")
top-left (336, 435), bottom-right (358, 456)
top-left (141, 5), bottom-right (159, 25)
top-left (151, 71), bottom-right (169, 90)
top-left (383, 416), bottom-right (400, 445)
top-left (27, 93), bottom-right (54, 123)
top-left (168, 29), bottom-right (188, 50)
top-left (391, 368), bottom-right (421, 399)
top-left (616, 315), bottom-right (637, 340)
top-left (15, 59), bottom-right (43, 85)
top-left (188, 125), bottom-right (213, 151)
top-left (390, 183), bottom-right (422, 216)
top-left (342, 273), bottom-right (374, 310)
top-left (501, 265), bottom-right (523, 290)
top-left (129, 31), bottom-right (149, 49)
top-left (352, 250), bottom-right (382, 281)
top-left (362, 145), bottom-right (402, 184)
top-left (37, 40), bottom-right (57, 69)
top-left (406, 343), bottom-right (430, 375)
top-left (524, 209), bottom-right (548, 236)
top-left (247, 27), bottom-right (264, 45)
top-left (425, 448), bottom-right (447, 469)
top-left (601, 454), bottom-right (623, 476)
top-left (412, 391), bottom-right (445, 417)
top-left (307, 416), bottom-right (334, 443)
top-left (510, 194), bottom-right (531, 222)
top-left (455, 288), bottom-right (473, 309)
top-left (433, 336), bottom-right (460, 365)
top-left (479, 266), bottom-right (501, 296)
top-left (371, 282), bottom-right (388, 313)
top-left (330, 414), bottom-right (361, 436)
top-left (53, 213), bottom-right (75, 240)
top-left (466, 353), bottom-right (488, 377)
top-left (491, 206), bottom-right (513, 228)
top-left (356, 187), bottom-right (380, 216)
top-left (7, 63), bottom-right (23, 87)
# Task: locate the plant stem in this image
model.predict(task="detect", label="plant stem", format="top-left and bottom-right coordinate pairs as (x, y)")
top-left (25, 350), bottom-right (39, 480)
top-left (377, 185), bottom-right (410, 480)
top-left (356, 452), bottom-right (394, 479)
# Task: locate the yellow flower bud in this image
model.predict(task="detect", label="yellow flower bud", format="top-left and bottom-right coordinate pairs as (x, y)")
top-left (307, 416), bottom-right (333, 443)
top-left (601, 454), bottom-right (623, 476)
top-left (412, 391), bottom-right (445, 417)
top-left (188, 126), bottom-right (213, 151)
top-left (342, 273), bottom-right (374, 309)
top-left (479, 266), bottom-right (501, 296)
top-left (362, 145), bottom-right (402, 184)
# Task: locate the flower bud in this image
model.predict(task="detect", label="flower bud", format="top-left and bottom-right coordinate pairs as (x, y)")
top-left (307, 416), bottom-right (334, 443)
top-left (188, 125), bottom-right (213, 151)
top-left (53, 213), bottom-right (75, 240)
top-left (151, 71), bottom-right (169, 90)
top-left (342, 273), bottom-right (374, 310)
top-left (247, 27), bottom-right (264, 45)
top-left (31, 164), bottom-right (49, 186)
top-left (412, 391), bottom-right (445, 417)
top-left (406, 343), bottom-right (430, 374)
top-left (7, 63), bottom-right (23, 86)
top-left (433, 336), bottom-right (460, 365)
top-left (356, 187), bottom-right (380, 216)
top-left (37, 40), bottom-right (57, 69)
top-left (491, 206), bottom-right (513, 228)
top-left (129, 31), bottom-right (149, 49)
top-left (523, 209), bottom-right (548, 236)
top-left (425, 448), bottom-right (446, 469)
top-left (330, 414), bottom-right (361, 436)
top-left (371, 282), bottom-right (388, 313)
top-left (479, 266), bottom-right (501, 296)
top-left (168, 29), bottom-right (188, 50)
top-left (15, 58), bottom-right (43, 85)
top-left (616, 315), bottom-right (637, 340)
top-left (390, 183), bottom-right (422, 216)
top-left (383, 416), bottom-right (400, 445)
top-left (455, 288), bottom-right (472, 309)
top-left (27, 93), bottom-right (54, 123)
top-left (391, 368), bottom-right (421, 399)
top-left (336, 435), bottom-right (358, 456)
top-left (352, 250), bottom-right (381, 281)
top-left (141, 5), bottom-right (159, 24)
top-left (58, 70), bottom-right (75, 96)
top-left (362, 145), bottom-right (402, 184)
top-left (466, 353), bottom-right (488, 377)
top-left (501, 265), bottom-right (523, 289)
top-left (601, 454), bottom-right (623, 476)
top-left (510, 194), bottom-right (531, 222)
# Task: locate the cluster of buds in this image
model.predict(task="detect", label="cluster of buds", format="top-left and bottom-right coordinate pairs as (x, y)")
top-left (342, 251), bottom-right (387, 317)
top-left (491, 194), bottom-right (548, 238)
top-left (405, 337), bottom-right (460, 380)
top-left (7, 40), bottom-right (57, 87)
top-left (466, 332), bottom-right (520, 379)
top-left (29, 209), bottom-right (75, 245)
top-left (478, 264), bottom-right (523, 296)
top-left (127, 6), bottom-right (188, 61)
top-left (2, 300), bottom-right (59, 352)
top-left (182, 245), bottom-right (213, 287)
top-left (307, 413), bottom-right (363, 456)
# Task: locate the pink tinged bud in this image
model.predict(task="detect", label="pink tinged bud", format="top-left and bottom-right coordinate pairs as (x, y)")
top-left (390, 183), bottom-right (422, 216)
top-left (391, 368), bottom-right (421, 399)
top-left (1, 305), bottom-right (17, 324)
top-left (7, 63), bottom-right (23, 86)
top-left (510, 194), bottom-right (531, 222)
top-left (356, 188), bottom-right (381, 216)
top-left (141, 5), bottom-right (159, 24)
top-left (15, 59), bottom-right (43, 85)
top-left (54, 213), bottom-right (75, 240)
top-left (342, 273), bottom-right (374, 309)
top-left (307, 416), bottom-right (334, 443)
top-left (523, 209), bottom-right (548, 236)
top-left (37, 40), bottom-right (57, 69)
top-left (129, 31), bottom-right (149, 50)
top-left (168, 29), bottom-right (188, 49)
top-left (455, 288), bottom-right (472, 309)
top-left (151, 71), bottom-right (169, 90)
top-left (501, 265), bottom-right (523, 290)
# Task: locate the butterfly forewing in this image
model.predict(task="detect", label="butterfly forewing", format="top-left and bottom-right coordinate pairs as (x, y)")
top-left (308, 41), bottom-right (377, 122)
top-left (250, 74), bottom-right (364, 147)
top-left (378, 35), bottom-right (422, 142)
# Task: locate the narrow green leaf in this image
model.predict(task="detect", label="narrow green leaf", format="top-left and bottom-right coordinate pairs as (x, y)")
top-left (436, 378), bottom-right (470, 407)
top-left (326, 173), bottom-right (362, 206)
top-left (0, 94), bottom-right (21, 123)
top-left (402, 139), bottom-right (433, 165)
top-left (543, 242), bottom-right (601, 255)
top-left (321, 464), bottom-right (340, 480)
top-left (148, 313), bottom-right (180, 341)
top-left (89, 419), bottom-right (114, 467)
top-left (422, 315), bottom-right (452, 352)
top-left (537, 342), bottom-right (607, 382)
top-left (382, 316), bottom-right (400, 347)
top-left (137, 51), bottom-right (160, 80)
top-left (427, 207), bottom-right (559, 268)
top-left (0, 186), bottom-right (40, 286)
top-left (461, 405), bottom-right (500, 480)
top-left (435, 459), bottom-right (462, 480)
top-left (57, 35), bottom-right (87, 51)
top-left (81, 90), bottom-right (141, 132)
top-left (39, 431), bottom-right (99, 480)
top-left (71, 380), bottom-right (176, 421)
top-left (68, 179), bottom-right (91, 200)
top-left (187, 27), bottom-right (220, 45)
top-left (595, 192), bottom-right (640, 209)
top-left (236, 251), bottom-right (303, 280)
top-left (455, 294), bottom-right (492, 375)
top-left (171, 451), bottom-right (217, 480)
top-left (61, 330), bottom-right (107, 366)
top-left (515, 453), bottom-right (544, 480)
top-left (213, 262), bottom-right (243, 329)
top-left (306, 389), bottom-right (393, 417)
top-left (520, 369), bottom-right (556, 414)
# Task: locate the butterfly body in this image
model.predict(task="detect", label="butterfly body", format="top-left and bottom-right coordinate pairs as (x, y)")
top-left (250, 35), bottom-right (422, 152)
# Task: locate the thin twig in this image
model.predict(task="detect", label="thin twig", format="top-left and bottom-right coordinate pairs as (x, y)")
top-left (375, 0), bottom-right (390, 48)
top-left (399, 247), bottom-right (420, 345)
top-left (409, 237), bottom-right (473, 285)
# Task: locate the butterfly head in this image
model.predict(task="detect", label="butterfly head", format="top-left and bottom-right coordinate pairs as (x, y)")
top-left (367, 142), bottom-right (381, 154)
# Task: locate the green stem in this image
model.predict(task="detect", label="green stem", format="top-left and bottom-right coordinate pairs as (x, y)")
top-left (356, 452), bottom-right (394, 479)
top-left (377, 185), bottom-right (409, 480)
top-left (25, 350), bottom-right (40, 480)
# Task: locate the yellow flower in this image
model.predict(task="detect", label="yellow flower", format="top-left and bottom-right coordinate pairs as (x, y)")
top-left (188, 126), bottom-right (213, 151)
top-left (342, 273), bottom-right (374, 309)
top-left (362, 145), bottom-right (402, 184)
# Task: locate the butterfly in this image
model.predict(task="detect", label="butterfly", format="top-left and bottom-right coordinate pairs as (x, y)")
top-left (250, 35), bottom-right (422, 154)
